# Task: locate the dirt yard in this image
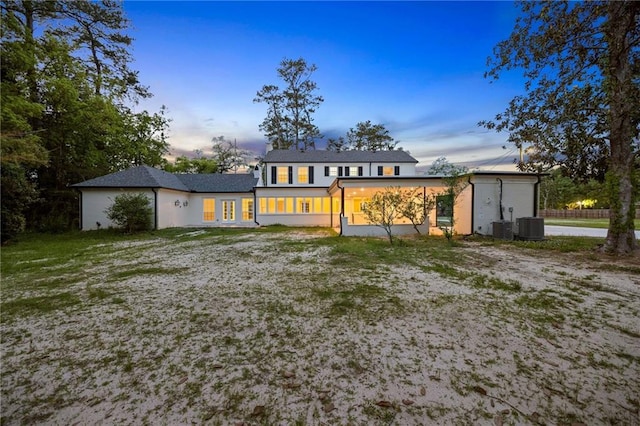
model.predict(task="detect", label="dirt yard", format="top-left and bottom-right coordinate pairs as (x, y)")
top-left (1, 230), bottom-right (639, 425)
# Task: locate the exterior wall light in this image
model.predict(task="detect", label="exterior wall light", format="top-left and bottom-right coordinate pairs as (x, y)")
top-left (183, 201), bottom-right (189, 207)
top-left (174, 200), bottom-right (180, 207)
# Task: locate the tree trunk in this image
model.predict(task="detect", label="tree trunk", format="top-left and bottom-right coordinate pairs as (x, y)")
top-left (603, 1), bottom-right (638, 255)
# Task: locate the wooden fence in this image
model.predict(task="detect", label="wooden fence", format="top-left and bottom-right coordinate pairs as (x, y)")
top-left (539, 209), bottom-right (640, 219)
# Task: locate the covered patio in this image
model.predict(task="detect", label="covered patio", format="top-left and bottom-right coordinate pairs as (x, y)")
top-left (328, 177), bottom-right (460, 237)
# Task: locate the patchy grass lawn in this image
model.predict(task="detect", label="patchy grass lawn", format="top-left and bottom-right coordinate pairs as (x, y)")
top-left (1, 228), bottom-right (639, 425)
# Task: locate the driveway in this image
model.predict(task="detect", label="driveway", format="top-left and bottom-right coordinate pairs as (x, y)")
top-left (545, 225), bottom-right (640, 238)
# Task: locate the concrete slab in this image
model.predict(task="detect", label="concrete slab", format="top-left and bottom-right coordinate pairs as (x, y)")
top-left (545, 225), bottom-right (640, 239)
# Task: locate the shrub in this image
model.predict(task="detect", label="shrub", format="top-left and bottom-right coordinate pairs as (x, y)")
top-left (105, 193), bottom-right (153, 233)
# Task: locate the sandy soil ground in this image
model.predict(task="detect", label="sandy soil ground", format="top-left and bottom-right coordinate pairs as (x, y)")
top-left (2, 230), bottom-right (639, 425)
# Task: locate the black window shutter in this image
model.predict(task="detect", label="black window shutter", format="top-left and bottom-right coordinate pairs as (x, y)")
top-left (309, 166), bottom-right (314, 184)
top-left (288, 166), bottom-right (293, 184)
top-left (345, 167), bottom-right (350, 177)
top-left (394, 166), bottom-right (400, 176)
top-left (338, 166), bottom-right (343, 176)
top-left (377, 166), bottom-right (383, 176)
top-left (358, 166), bottom-right (363, 176)
top-left (324, 166), bottom-right (329, 176)
top-left (271, 166), bottom-right (277, 184)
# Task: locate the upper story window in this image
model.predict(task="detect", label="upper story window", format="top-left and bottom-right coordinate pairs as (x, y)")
top-left (271, 166), bottom-right (293, 184)
top-left (324, 166), bottom-right (363, 177)
top-left (277, 167), bottom-right (289, 183)
top-left (297, 166), bottom-right (314, 184)
top-left (378, 166), bottom-right (400, 176)
top-left (298, 167), bottom-right (308, 184)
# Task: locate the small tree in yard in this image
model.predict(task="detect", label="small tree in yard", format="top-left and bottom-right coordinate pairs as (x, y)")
top-left (361, 187), bottom-right (404, 244)
top-left (105, 193), bottom-right (153, 233)
top-left (400, 188), bottom-right (436, 235)
top-left (428, 157), bottom-right (469, 243)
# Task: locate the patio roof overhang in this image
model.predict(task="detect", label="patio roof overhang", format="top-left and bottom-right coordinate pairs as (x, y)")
top-left (327, 176), bottom-right (448, 197)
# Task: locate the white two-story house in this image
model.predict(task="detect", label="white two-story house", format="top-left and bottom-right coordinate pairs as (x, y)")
top-left (72, 149), bottom-right (543, 238)
top-left (255, 149), bottom-right (419, 228)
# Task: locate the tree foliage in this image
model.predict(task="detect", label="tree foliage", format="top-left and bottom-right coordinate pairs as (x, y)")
top-left (539, 169), bottom-right (611, 210)
top-left (211, 136), bottom-right (250, 173)
top-left (254, 57), bottom-right (323, 151)
top-left (327, 121), bottom-right (397, 152)
top-left (480, 1), bottom-right (639, 254)
top-left (165, 155), bottom-right (218, 174)
top-left (105, 193), bottom-right (153, 233)
top-left (427, 157), bottom-right (469, 242)
top-left (1, 0), bottom-right (170, 234)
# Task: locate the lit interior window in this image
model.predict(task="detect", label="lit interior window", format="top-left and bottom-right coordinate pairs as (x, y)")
top-left (222, 200), bottom-right (235, 221)
top-left (242, 199), bottom-right (254, 221)
top-left (298, 198), bottom-right (311, 213)
top-left (277, 167), bottom-right (288, 183)
top-left (298, 167), bottom-right (308, 184)
top-left (203, 198), bottom-right (215, 221)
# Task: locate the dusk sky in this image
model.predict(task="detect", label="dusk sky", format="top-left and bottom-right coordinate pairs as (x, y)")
top-left (123, 1), bottom-right (526, 171)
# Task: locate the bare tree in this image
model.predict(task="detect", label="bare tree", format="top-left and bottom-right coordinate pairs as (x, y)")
top-left (400, 188), bottom-right (436, 235)
top-left (361, 187), bottom-right (404, 244)
top-left (211, 136), bottom-right (249, 173)
top-left (428, 157), bottom-right (469, 243)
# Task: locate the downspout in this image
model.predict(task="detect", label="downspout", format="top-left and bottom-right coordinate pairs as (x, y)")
top-left (468, 176), bottom-right (475, 235)
top-left (253, 190), bottom-right (259, 226)
top-left (534, 175), bottom-right (542, 217)
top-left (337, 180), bottom-right (344, 236)
top-left (77, 189), bottom-right (83, 230)
top-left (151, 188), bottom-right (159, 230)
top-left (497, 178), bottom-right (504, 221)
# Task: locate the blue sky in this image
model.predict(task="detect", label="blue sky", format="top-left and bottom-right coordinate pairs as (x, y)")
top-left (123, 1), bottom-right (525, 171)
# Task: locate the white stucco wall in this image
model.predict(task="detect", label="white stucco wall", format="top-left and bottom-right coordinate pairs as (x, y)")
top-left (255, 187), bottom-right (332, 226)
top-left (263, 161), bottom-right (417, 188)
top-left (340, 220), bottom-right (429, 237)
top-left (185, 193), bottom-right (257, 227)
top-left (79, 188), bottom-right (155, 230)
top-left (471, 175), bottom-right (539, 236)
top-left (80, 189), bottom-right (258, 230)
top-left (156, 189), bottom-right (192, 229)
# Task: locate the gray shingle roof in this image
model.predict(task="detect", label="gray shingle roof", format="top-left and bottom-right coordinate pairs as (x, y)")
top-left (71, 166), bottom-right (189, 191)
top-left (264, 149), bottom-right (418, 163)
top-left (176, 173), bottom-right (258, 192)
top-left (71, 165), bottom-right (258, 193)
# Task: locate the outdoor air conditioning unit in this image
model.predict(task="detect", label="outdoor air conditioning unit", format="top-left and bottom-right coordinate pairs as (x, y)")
top-left (493, 220), bottom-right (513, 240)
top-left (516, 217), bottom-right (545, 241)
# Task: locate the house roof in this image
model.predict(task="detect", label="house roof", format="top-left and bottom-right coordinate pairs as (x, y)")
top-left (263, 149), bottom-right (418, 163)
top-left (71, 165), bottom-right (257, 193)
top-left (176, 173), bottom-right (258, 193)
top-left (71, 165), bottom-right (189, 191)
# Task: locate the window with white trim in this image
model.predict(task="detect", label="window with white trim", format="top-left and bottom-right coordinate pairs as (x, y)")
top-left (203, 198), bottom-right (215, 221)
top-left (298, 167), bottom-right (308, 184)
top-left (222, 200), bottom-right (235, 221)
top-left (277, 167), bottom-right (288, 183)
top-left (242, 199), bottom-right (254, 221)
